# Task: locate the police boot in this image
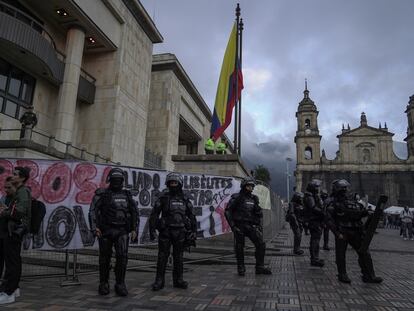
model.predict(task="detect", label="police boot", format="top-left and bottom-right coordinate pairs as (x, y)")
top-left (173, 280), bottom-right (188, 289)
top-left (236, 244), bottom-right (246, 276)
top-left (310, 259), bottom-right (325, 267)
top-left (360, 253), bottom-right (382, 283)
top-left (254, 243), bottom-right (271, 274)
top-left (362, 275), bottom-right (383, 283)
top-left (237, 264), bottom-right (246, 276)
top-left (152, 279), bottom-right (165, 291)
top-left (338, 274), bottom-right (351, 284)
top-left (293, 249), bottom-right (304, 255)
top-left (114, 283), bottom-right (128, 296)
top-left (255, 266), bottom-right (272, 275)
top-left (98, 282), bottom-right (110, 295)
top-left (172, 246), bottom-right (188, 289)
top-left (152, 254), bottom-right (167, 291)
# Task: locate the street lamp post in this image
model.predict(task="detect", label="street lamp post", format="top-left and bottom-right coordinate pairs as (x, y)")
top-left (286, 157), bottom-right (292, 201)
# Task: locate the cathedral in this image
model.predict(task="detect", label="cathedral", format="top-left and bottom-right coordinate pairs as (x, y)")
top-left (294, 85), bottom-right (414, 207)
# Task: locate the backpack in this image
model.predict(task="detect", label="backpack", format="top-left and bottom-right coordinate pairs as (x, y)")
top-left (30, 199), bottom-right (46, 234)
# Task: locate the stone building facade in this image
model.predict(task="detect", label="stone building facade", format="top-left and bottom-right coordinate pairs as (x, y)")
top-left (295, 86), bottom-right (414, 207)
top-left (0, 0), bottom-right (239, 175)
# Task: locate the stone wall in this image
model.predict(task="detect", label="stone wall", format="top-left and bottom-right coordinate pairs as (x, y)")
top-left (172, 154), bottom-right (250, 178)
top-left (146, 54), bottom-right (211, 170)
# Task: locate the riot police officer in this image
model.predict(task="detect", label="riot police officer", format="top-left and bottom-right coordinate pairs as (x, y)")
top-left (286, 192), bottom-right (306, 255)
top-left (149, 172), bottom-right (197, 291)
top-left (326, 179), bottom-right (382, 283)
top-left (225, 177), bottom-right (272, 276)
top-left (321, 189), bottom-right (331, 251)
top-left (89, 168), bottom-right (138, 296)
top-left (303, 179), bottom-right (325, 267)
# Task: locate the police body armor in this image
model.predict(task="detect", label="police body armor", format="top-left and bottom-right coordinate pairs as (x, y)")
top-left (164, 196), bottom-right (187, 228)
top-left (332, 199), bottom-right (367, 229)
top-left (231, 194), bottom-right (260, 225)
top-left (99, 190), bottom-right (132, 230)
top-left (292, 202), bottom-right (306, 223)
top-left (303, 192), bottom-right (324, 222)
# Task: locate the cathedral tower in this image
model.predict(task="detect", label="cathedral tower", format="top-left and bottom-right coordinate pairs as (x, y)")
top-left (404, 94), bottom-right (414, 157)
top-left (294, 81), bottom-right (321, 166)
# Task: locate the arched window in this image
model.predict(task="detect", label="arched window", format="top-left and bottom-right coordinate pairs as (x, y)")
top-left (304, 146), bottom-right (313, 160)
top-left (305, 118), bottom-right (311, 128)
top-left (362, 148), bottom-right (370, 163)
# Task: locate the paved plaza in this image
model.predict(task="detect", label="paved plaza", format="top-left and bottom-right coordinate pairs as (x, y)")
top-left (8, 228), bottom-right (414, 311)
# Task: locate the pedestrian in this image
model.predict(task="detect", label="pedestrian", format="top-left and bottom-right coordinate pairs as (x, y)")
top-left (0, 177), bottom-right (17, 283)
top-left (225, 177), bottom-right (272, 276)
top-left (89, 168), bottom-right (138, 296)
top-left (303, 179), bottom-right (325, 267)
top-left (286, 192), bottom-right (305, 255)
top-left (0, 167), bottom-right (31, 304)
top-left (399, 206), bottom-right (413, 240)
top-left (326, 179), bottom-right (382, 284)
top-left (149, 172), bottom-right (197, 291)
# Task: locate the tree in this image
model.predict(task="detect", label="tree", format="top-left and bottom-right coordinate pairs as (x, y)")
top-left (253, 165), bottom-right (271, 185)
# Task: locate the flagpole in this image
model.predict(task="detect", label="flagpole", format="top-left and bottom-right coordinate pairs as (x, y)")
top-left (234, 3), bottom-right (240, 154)
top-left (238, 18), bottom-right (243, 156)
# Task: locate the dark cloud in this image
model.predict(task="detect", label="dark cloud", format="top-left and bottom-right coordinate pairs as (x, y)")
top-left (142, 0), bottom-right (414, 195)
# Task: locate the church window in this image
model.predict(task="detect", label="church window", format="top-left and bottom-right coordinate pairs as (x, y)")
top-left (304, 146), bottom-right (313, 160)
top-left (362, 148), bottom-right (370, 163)
top-left (305, 118), bottom-right (311, 128)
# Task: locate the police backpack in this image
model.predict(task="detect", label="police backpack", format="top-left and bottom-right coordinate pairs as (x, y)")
top-left (30, 199), bottom-right (46, 234)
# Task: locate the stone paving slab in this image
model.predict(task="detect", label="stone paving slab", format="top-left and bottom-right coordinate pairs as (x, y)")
top-left (10, 228), bottom-right (414, 310)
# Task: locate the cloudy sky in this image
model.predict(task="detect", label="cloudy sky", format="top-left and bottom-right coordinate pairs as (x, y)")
top-left (141, 0), bottom-right (414, 194)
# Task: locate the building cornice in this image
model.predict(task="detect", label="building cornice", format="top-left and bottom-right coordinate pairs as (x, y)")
top-left (121, 0), bottom-right (163, 43)
top-left (152, 53), bottom-right (212, 122)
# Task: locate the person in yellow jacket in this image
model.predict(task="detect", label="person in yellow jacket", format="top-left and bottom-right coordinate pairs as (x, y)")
top-left (205, 138), bottom-right (215, 154)
top-left (216, 141), bottom-right (226, 154)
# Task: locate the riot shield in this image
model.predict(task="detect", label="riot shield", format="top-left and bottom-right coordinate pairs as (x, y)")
top-left (358, 195), bottom-right (388, 253)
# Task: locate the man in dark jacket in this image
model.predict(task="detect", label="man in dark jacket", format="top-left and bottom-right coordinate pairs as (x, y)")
top-left (0, 167), bottom-right (31, 304)
top-left (225, 177), bottom-right (272, 276)
top-left (303, 179), bottom-right (325, 267)
top-left (89, 168), bottom-right (137, 296)
top-left (326, 179), bottom-right (382, 284)
top-left (286, 192), bottom-right (305, 255)
top-left (149, 172), bottom-right (197, 291)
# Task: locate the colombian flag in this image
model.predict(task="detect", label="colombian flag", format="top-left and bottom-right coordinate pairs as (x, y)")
top-left (210, 22), bottom-right (243, 141)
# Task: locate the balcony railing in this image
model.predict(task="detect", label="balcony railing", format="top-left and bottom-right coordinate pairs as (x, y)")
top-left (0, 128), bottom-right (118, 164)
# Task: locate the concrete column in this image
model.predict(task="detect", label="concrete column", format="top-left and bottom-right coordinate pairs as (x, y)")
top-left (55, 27), bottom-right (85, 144)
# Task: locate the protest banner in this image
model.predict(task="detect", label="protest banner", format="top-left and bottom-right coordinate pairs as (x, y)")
top-left (0, 159), bottom-right (240, 250)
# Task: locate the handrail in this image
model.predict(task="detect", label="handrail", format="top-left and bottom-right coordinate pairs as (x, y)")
top-left (0, 128), bottom-right (117, 164)
top-left (0, 1), bottom-right (65, 59)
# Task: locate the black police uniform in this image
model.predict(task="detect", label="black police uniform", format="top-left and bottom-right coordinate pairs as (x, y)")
top-left (326, 179), bottom-right (382, 284)
top-left (225, 178), bottom-right (272, 276)
top-left (89, 168), bottom-right (137, 296)
top-left (321, 190), bottom-right (331, 251)
top-left (286, 192), bottom-right (305, 255)
top-left (149, 173), bottom-right (197, 291)
top-left (303, 179), bottom-right (325, 266)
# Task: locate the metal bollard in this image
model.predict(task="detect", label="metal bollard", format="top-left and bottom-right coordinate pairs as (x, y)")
top-left (60, 250), bottom-right (81, 286)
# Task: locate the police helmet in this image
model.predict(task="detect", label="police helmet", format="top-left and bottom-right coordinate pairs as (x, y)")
top-left (106, 167), bottom-right (124, 183)
top-left (241, 177), bottom-right (256, 189)
top-left (306, 178), bottom-right (322, 193)
top-left (291, 191), bottom-right (304, 204)
top-left (165, 172), bottom-right (183, 187)
top-left (331, 179), bottom-right (350, 195)
top-left (320, 189), bottom-right (329, 199)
